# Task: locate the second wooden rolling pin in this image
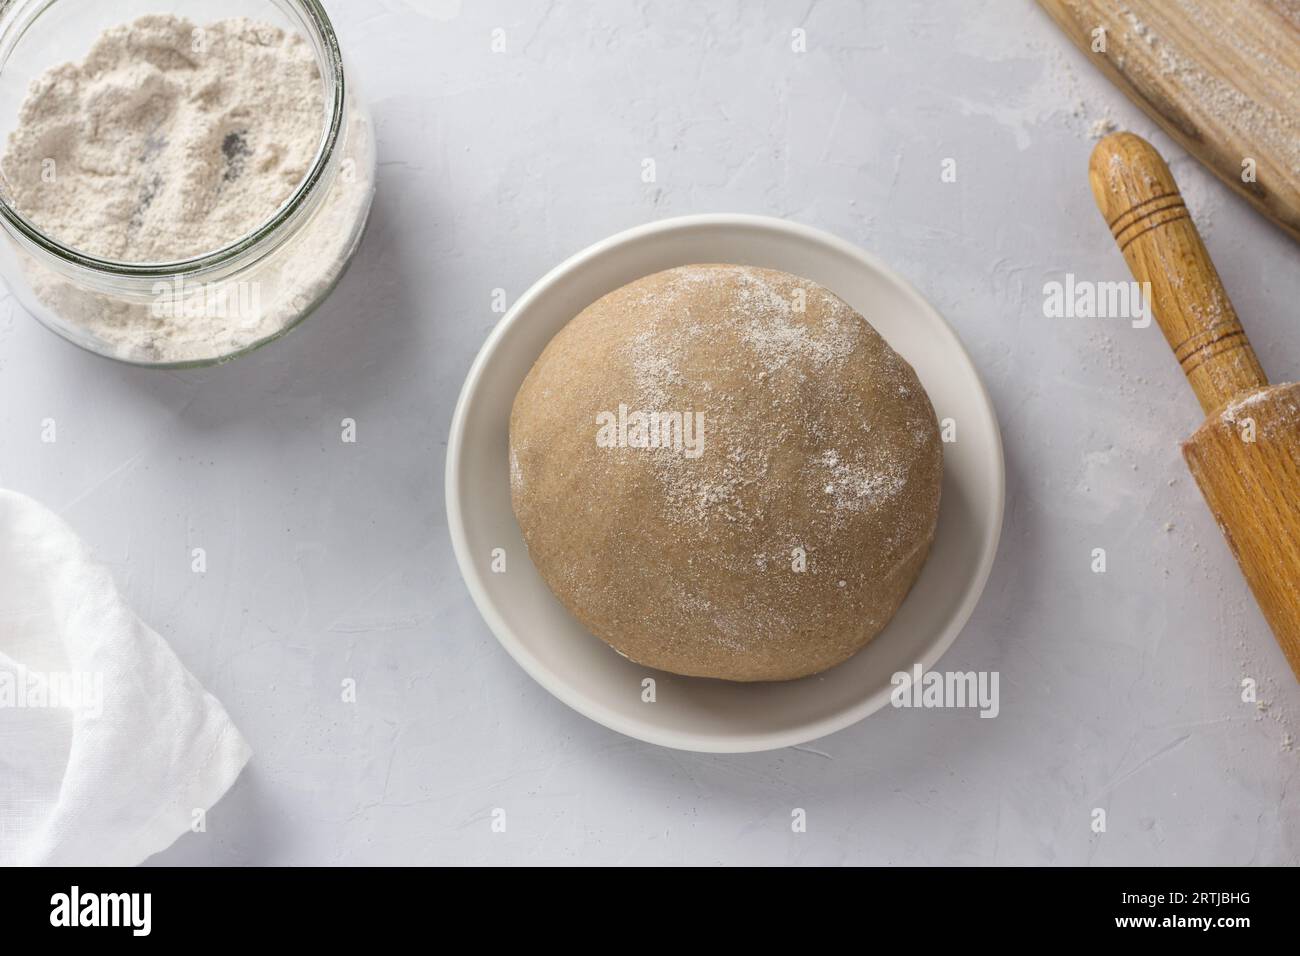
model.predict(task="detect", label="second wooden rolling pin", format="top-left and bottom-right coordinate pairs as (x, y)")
top-left (1090, 131), bottom-right (1300, 682)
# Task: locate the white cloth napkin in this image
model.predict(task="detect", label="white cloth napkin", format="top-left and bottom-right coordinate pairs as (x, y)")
top-left (0, 489), bottom-right (250, 866)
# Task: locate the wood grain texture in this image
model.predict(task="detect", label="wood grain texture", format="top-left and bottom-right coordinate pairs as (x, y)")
top-left (1184, 385), bottom-right (1300, 681)
top-left (1090, 131), bottom-right (1300, 681)
top-left (1040, 0), bottom-right (1300, 243)
top-left (1089, 132), bottom-right (1267, 414)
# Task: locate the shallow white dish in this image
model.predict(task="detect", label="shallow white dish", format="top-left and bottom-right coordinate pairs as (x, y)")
top-left (446, 214), bottom-right (1004, 753)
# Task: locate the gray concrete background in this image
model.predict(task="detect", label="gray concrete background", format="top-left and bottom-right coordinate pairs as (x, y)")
top-left (0, 0), bottom-right (1296, 865)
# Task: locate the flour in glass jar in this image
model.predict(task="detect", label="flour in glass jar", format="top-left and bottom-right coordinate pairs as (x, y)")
top-left (0, 14), bottom-right (375, 362)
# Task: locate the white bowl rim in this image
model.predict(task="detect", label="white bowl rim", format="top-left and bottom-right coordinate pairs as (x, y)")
top-left (445, 212), bottom-right (1006, 753)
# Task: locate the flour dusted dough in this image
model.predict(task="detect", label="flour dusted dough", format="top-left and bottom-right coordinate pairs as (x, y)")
top-left (510, 264), bottom-right (942, 682)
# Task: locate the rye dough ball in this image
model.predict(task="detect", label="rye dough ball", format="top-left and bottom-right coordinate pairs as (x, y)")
top-left (509, 264), bottom-right (942, 682)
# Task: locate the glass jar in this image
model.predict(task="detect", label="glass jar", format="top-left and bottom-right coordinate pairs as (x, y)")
top-left (0, 0), bottom-right (376, 367)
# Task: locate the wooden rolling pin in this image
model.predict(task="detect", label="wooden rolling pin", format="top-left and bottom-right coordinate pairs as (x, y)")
top-left (1090, 132), bottom-right (1300, 682)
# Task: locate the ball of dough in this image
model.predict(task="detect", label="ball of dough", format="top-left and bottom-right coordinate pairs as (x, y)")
top-left (509, 264), bottom-right (942, 682)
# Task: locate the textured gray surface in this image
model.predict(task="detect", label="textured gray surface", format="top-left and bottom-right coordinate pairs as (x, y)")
top-left (0, 0), bottom-right (1296, 865)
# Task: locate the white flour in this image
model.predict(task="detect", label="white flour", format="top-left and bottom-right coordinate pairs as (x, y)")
top-left (0, 15), bottom-right (374, 362)
top-left (2, 16), bottom-right (323, 262)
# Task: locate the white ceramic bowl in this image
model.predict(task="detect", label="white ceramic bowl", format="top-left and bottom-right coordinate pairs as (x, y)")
top-left (446, 214), bottom-right (1004, 753)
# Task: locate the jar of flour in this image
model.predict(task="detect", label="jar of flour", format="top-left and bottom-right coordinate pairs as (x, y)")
top-left (0, 0), bottom-right (375, 366)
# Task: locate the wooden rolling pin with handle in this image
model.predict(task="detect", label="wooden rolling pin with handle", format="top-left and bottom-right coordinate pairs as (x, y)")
top-left (1089, 131), bottom-right (1300, 682)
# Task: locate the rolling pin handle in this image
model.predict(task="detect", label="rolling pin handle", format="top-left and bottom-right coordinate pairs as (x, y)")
top-left (1088, 132), bottom-right (1268, 415)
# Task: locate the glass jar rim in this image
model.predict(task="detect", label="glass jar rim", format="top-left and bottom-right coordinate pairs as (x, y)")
top-left (0, 0), bottom-right (347, 279)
